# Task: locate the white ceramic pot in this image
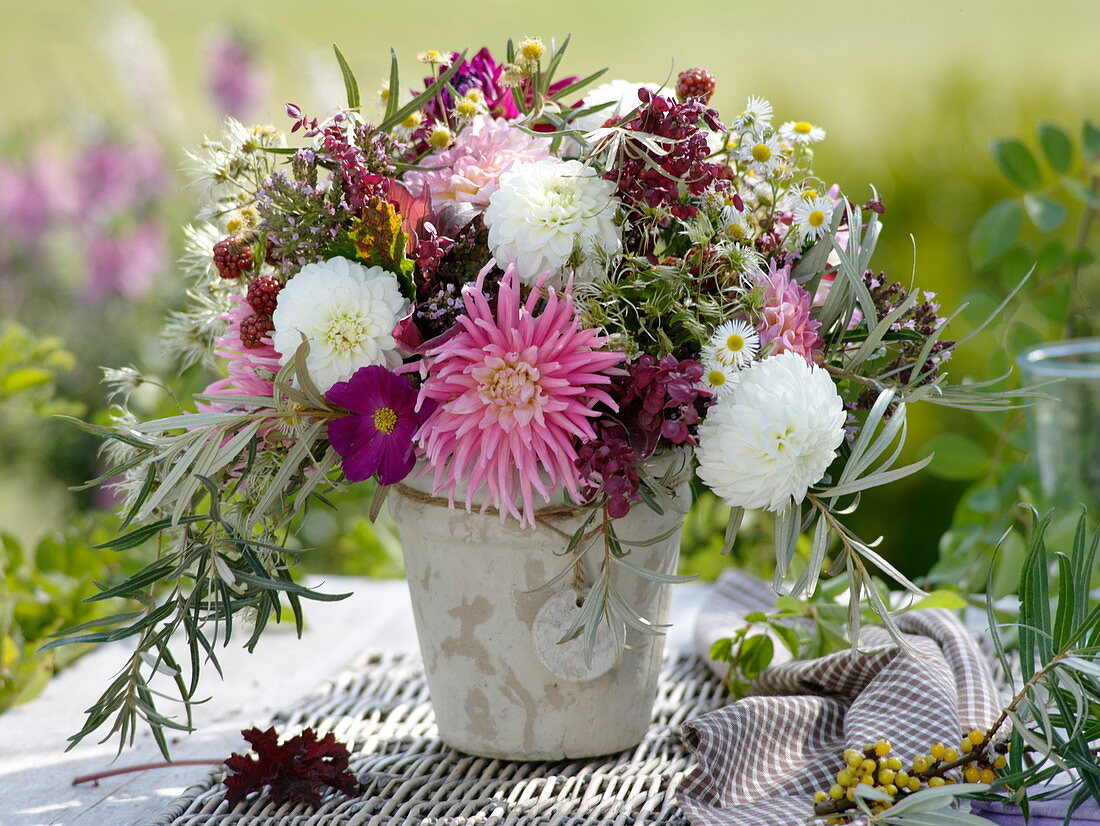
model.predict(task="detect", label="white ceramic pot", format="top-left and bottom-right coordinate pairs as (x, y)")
top-left (389, 452), bottom-right (692, 760)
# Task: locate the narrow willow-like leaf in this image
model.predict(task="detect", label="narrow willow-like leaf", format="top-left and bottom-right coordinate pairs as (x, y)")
top-left (332, 44), bottom-right (360, 109)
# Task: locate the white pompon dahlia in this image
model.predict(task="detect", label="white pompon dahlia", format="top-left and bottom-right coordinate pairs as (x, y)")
top-left (484, 158), bottom-right (622, 284)
top-left (696, 351), bottom-right (846, 512)
top-left (271, 256), bottom-right (407, 391)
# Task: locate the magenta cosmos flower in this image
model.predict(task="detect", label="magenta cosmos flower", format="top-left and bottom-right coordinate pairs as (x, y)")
top-left (416, 269), bottom-right (624, 526)
top-left (326, 366), bottom-right (429, 485)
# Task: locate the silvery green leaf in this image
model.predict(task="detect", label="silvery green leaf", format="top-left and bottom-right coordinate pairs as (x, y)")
top-left (823, 456), bottom-right (934, 499)
top-left (1062, 655), bottom-right (1100, 681)
top-left (721, 507), bottom-right (745, 555)
top-left (881, 783), bottom-right (990, 815)
top-left (1006, 710), bottom-right (1070, 770)
top-left (790, 515), bottom-right (830, 597)
top-left (611, 554), bottom-right (698, 584)
top-left (847, 288), bottom-right (919, 371)
top-left (772, 503), bottom-right (801, 591)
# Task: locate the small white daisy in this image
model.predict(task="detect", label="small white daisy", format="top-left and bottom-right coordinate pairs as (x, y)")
top-left (720, 204), bottom-right (750, 241)
top-left (779, 120), bottom-right (826, 145)
top-left (704, 319), bottom-right (760, 369)
top-left (793, 195), bottom-right (836, 240)
top-left (702, 361), bottom-right (739, 398)
top-left (736, 133), bottom-right (786, 178)
top-left (735, 96), bottom-right (773, 131)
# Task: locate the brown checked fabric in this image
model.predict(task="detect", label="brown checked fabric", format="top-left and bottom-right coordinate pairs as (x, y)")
top-left (677, 571), bottom-right (1003, 826)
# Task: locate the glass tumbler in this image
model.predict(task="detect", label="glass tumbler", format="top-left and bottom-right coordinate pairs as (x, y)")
top-left (1017, 338), bottom-right (1100, 510)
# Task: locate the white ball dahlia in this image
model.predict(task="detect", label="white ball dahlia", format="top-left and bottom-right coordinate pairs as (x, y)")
top-left (271, 256), bottom-right (407, 392)
top-left (484, 158), bottom-right (622, 284)
top-left (696, 351), bottom-right (846, 512)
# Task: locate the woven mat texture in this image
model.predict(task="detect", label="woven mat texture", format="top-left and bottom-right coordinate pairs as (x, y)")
top-left (151, 650), bottom-right (726, 825)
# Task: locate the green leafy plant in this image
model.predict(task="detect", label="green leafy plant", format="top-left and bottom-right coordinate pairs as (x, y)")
top-left (0, 516), bottom-right (131, 712)
top-left (810, 508), bottom-right (1100, 824)
top-left (934, 119), bottom-right (1100, 595)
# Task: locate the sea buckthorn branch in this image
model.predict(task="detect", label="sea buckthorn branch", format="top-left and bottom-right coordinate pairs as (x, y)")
top-left (812, 735), bottom-right (1010, 821)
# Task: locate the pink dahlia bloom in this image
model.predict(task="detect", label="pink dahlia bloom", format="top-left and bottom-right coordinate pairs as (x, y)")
top-left (416, 268), bottom-right (624, 526)
top-left (757, 264), bottom-right (823, 364)
top-left (405, 115), bottom-right (551, 210)
top-left (197, 296), bottom-right (280, 412)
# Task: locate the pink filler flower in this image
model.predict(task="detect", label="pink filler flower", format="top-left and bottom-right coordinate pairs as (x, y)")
top-left (405, 115), bottom-right (551, 210)
top-left (416, 268), bottom-right (624, 526)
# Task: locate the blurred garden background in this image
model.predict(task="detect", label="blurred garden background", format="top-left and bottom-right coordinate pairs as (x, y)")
top-left (1, 0), bottom-right (1098, 709)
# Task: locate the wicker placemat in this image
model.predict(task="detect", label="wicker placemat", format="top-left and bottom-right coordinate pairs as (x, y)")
top-left (151, 650), bottom-right (726, 825)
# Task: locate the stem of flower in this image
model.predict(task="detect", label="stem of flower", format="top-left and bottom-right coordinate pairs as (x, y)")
top-left (73, 759), bottom-right (221, 787)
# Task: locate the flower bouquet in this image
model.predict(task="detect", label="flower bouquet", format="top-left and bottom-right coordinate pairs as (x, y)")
top-left (62, 37), bottom-right (1019, 760)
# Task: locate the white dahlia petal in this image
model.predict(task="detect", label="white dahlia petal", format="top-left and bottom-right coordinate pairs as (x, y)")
top-left (696, 351), bottom-right (846, 512)
top-left (271, 257), bottom-right (407, 391)
top-left (484, 158), bottom-right (622, 286)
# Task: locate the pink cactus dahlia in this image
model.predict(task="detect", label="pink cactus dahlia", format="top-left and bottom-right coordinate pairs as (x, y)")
top-left (197, 296), bottom-right (280, 412)
top-left (757, 264), bottom-right (823, 364)
top-left (416, 268), bottom-right (624, 526)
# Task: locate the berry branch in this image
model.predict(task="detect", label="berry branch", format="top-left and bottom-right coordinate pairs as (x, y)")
top-left (812, 735), bottom-right (1009, 821)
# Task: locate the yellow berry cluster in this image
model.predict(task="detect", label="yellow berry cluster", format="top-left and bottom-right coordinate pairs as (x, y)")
top-left (812, 733), bottom-right (1009, 822)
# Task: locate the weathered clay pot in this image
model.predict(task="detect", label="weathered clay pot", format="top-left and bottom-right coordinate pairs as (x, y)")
top-left (389, 452), bottom-right (691, 760)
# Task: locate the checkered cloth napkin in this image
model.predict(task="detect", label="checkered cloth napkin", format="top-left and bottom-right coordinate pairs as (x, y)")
top-left (676, 570), bottom-right (1004, 826)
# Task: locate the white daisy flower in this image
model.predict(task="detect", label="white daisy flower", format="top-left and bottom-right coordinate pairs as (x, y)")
top-left (735, 96), bottom-right (773, 131)
top-left (737, 134), bottom-right (786, 178)
top-left (702, 361), bottom-right (739, 398)
top-left (720, 204), bottom-right (751, 242)
top-left (779, 120), bottom-right (826, 145)
top-left (696, 352), bottom-right (846, 512)
top-left (271, 256), bottom-right (407, 391)
top-left (793, 195), bottom-right (836, 240)
top-left (704, 319), bottom-right (760, 369)
top-left (484, 158), bottom-right (623, 284)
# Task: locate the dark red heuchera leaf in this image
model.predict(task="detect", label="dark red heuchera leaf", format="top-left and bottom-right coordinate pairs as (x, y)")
top-left (222, 726), bottom-right (360, 808)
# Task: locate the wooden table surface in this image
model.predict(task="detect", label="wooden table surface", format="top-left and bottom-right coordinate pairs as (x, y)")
top-left (0, 577), bottom-right (708, 826)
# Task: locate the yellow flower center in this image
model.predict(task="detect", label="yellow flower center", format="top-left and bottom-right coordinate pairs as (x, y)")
top-left (808, 210), bottom-right (826, 227)
top-left (728, 223), bottom-right (745, 239)
top-left (801, 189), bottom-right (818, 200)
top-left (323, 313), bottom-right (369, 355)
top-left (707, 370), bottom-right (726, 387)
top-left (519, 38), bottom-right (545, 61)
top-left (373, 407), bottom-right (398, 435)
top-left (726, 333), bottom-right (745, 352)
top-left (402, 112), bottom-right (423, 129)
top-left (752, 144), bottom-right (772, 163)
top-left (429, 127), bottom-right (453, 149)
top-left (794, 121), bottom-right (813, 134)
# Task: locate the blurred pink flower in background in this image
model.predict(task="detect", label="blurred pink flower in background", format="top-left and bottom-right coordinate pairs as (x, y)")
top-left (206, 29), bottom-right (267, 119)
top-left (82, 221), bottom-right (167, 303)
top-left (0, 151), bottom-right (72, 254)
top-left (73, 138), bottom-right (165, 217)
